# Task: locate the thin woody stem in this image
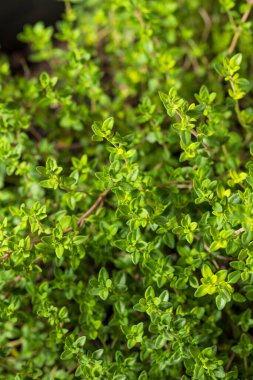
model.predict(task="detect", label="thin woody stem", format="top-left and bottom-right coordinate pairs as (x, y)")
top-left (228, 3), bottom-right (252, 55)
top-left (64, 189), bottom-right (110, 232)
top-left (226, 352), bottom-right (235, 371)
top-left (199, 8), bottom-right (212, 41)
top-left (233, 227), bottom-right (245, 236)
top-left (203, 243), bottom-right (233, 261)
top-left (1, 189), bottom-right (110, 261)
top-left (77, 189), bottom-right (110, 227)
top-left (0, 252), bottom-right (12, 262)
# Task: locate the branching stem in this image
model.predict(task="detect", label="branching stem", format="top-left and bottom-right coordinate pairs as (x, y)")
top-left (1, 190), bottom-right (110, 262)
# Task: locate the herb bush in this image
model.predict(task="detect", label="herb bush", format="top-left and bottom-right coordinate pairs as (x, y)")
top-left (1, 0), bottom-right (253, 378)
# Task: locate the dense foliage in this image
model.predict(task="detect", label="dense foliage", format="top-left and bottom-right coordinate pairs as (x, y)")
top-left (1, 0), bottom-right (253, 378)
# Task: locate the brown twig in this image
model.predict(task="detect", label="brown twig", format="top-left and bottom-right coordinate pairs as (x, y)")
top-left (212, 258), bottom-right (220, 269)
top-left (203, 243), bottom-right (232, 261)
top-left (199, 8), bottom-right (212, 41)
top-left (19, 57), bottom-right (31, 78)
top-left (233, 227), bottom-right (245, 236)
top-left (226, 352), bottom-right (235, 371)
top-left (190, 129), bottom-right (211, 156)
top-left (29, 126), bottom-right (42, 142)
top-left (1, 190), bottom-right (110, 262)
top-left (78, 189), bottom-right (110, 227)
top-left (64, 189), bottom-right (110, 232)
top-left (7, 338), bottom-right (23, 348)
top-left (228, 3), bottom-right (252, 55)
top-left (0, 252), bottom-right (12, 262)
top-left (56, 142), bottom-right (82, 151)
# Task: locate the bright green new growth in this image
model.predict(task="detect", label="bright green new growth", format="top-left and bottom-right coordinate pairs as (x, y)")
top-left (0, 0), bottom-right (253, 378)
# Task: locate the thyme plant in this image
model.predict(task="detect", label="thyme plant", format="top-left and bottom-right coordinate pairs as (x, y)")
top-left (0, 0), bottom-right (253, 378)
